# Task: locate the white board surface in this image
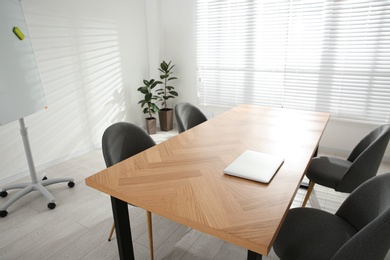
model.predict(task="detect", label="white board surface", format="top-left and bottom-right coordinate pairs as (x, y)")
top-left (0, 0), bottom-right (47, 126)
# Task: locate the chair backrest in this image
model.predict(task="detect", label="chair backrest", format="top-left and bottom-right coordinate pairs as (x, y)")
top-left (335, 124), bottom-right (390, 192)
top-left (174, 102), bottom-right (207, 133)
top-left (332, 172), bottom-right (390, 260)
top-left (102, 122), bottom-right (156, 167)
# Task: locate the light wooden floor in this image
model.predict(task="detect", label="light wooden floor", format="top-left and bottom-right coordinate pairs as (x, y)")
top-left (1, 135), bottom-right (390, 259)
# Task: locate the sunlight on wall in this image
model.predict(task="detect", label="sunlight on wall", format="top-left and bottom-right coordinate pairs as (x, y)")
top-left (0, 0), bottom-right (149, 184)
top-left (25, 12), bottom-right (125, 163)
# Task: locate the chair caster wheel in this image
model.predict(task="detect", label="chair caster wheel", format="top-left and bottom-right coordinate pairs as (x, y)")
top-left (48, 202), bottom-right (56, 210)
top-left (0, 191), bottom-right (8, 198)
top-left (0, 210), bottom-right (8, 217)
top-left (68, 181), bottom-right (75, 188)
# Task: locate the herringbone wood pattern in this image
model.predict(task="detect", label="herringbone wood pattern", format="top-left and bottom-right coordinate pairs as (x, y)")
top-left (87, 105), bottom-right (330, 255)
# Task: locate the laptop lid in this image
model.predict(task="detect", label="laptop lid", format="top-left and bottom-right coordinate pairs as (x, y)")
top-left (224, 150), bottom-right (284, 183)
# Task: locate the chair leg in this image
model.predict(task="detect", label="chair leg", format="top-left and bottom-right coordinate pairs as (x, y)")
top-left (146, 211), bottom-right (154, 260)
top-left (108, 222), bottom-right (115, 241)
top-left (302, 181), bottom-right (315, 207)
top-left (108, 211), bottom-right (154, 260)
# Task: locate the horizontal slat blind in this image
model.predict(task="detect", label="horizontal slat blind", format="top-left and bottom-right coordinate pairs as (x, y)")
top-left (196, 0), bottom-right (390, 123)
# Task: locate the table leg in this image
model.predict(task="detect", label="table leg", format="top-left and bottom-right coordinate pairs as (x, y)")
top-left (247, 250), bottom-right (262, 260)
top-left (300, 146), bottom-right (319, 189)
top-left (111, 196), bottom-right (135, 260)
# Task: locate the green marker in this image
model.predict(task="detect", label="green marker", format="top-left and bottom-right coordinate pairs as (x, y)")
top-left (13, 27), bottom-right (25, 40)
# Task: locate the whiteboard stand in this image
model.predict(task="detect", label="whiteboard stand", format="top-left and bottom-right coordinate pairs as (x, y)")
top-left (0, 118), bottom-right (75, 217)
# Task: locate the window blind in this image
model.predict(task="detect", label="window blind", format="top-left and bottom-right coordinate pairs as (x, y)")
top-left (196, 0), bottom-right (390, 123)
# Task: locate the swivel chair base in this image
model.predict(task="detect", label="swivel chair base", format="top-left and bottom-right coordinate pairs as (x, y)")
top-left (0, 176), bottom-right (74, 217)
top-left (0, 118), bottom-right (75, 218)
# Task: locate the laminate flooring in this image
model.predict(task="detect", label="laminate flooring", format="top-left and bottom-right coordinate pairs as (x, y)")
top-left (1, 132), bottom-right (389, 260)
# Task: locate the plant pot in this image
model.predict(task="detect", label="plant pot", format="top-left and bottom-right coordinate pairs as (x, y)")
top-left (158, 108), bottom-right (173, 131)
top-left (145, 117), bottom-right (156, 135)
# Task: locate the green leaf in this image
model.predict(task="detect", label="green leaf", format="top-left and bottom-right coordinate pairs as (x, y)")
top-left (145, 93), bottom-right (152, 101)
top-left (170, 91), bottom-right (178, 96)
top-left (150, 82), bottom-right (157, 88)
top-left (161, 61), bottom-right (168, 71)
top-left (168, 77), bottom-right (178, 81)
top-left (151, 103), bottom-right (159, 110)
top-left (138, 87), bottom-right (148, 94)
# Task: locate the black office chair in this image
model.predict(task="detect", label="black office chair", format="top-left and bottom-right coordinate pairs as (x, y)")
top-left (102, 122), bottom-right (156, 260)
top-left (175, 102), bottom-right (207, 133)
top-left (302, 124), bottom-right (390, 207)
top-left (274, 172), bottom-right (390, 260)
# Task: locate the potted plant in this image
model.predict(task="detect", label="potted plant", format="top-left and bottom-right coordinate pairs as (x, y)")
top-left (137, 79), bottom-right (160, 134)
top-left (156, 60), bottom-right (178, 131)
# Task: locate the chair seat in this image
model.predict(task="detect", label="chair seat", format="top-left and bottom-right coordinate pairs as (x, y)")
top-left (306, 157), bottom-right (352, 190)
top-left (274, 208), bottom-right (357, 260)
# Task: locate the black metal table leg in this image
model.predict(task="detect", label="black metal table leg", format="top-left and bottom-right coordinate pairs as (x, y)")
top-left (300, 146), bottom-right (319, 189)
top-left (111, 196), bottom-right (134, 260)
top-left (247, 250), bottom-right (262, 260)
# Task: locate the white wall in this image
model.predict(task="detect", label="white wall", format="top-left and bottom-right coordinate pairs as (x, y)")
top-left (160, 0), bottom-right (199, 105)
top-left (0, 0), bottom-right (150, 183)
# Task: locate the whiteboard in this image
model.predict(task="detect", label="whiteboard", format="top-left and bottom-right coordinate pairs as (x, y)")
top-left (0, 0), bottom-right (47, 126)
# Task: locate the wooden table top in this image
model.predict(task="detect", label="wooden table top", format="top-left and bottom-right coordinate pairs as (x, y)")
top-left (86, 105), bottom-right (330, 255)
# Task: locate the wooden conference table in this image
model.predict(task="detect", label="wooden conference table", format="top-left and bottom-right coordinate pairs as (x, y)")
top-left (86, 105), bottom-right (330, 260)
